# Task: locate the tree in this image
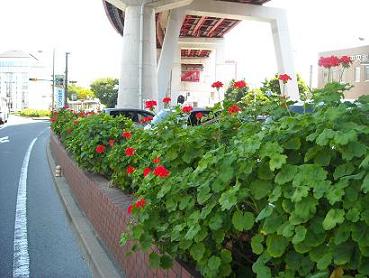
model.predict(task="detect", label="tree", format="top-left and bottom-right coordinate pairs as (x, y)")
top-left (261, 74), bottom-right (311, 100)
top-left (67, 84), bottom-right (94, 100)
top-left (90, 78), bottom-right (119, 108)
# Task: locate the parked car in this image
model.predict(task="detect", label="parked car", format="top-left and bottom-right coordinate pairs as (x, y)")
top-left (0, 109), bottom-right (9, 125)
top-left (102, 108), bottom-right (155, 124)
top-left (146, 108), bottom-right (220, 129)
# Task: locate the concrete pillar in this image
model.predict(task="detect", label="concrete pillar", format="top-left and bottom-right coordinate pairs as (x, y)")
top-left (271, 13), bottom-right (299, 100)
top-left (170, 47), bottom-right (182, 105)
top-left (117, 2), bottom-right (157, 108)
top-left (157, 8), bottom-right (186, 109)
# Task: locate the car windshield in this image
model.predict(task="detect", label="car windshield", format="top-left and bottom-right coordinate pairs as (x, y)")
top-left (151, 110), bottom-right (172, 125)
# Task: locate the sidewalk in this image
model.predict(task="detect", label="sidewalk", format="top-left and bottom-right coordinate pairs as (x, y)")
top-left (46, 143), bottom-right (124, 278)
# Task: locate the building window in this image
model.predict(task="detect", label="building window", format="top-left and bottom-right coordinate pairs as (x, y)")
top-left (355, 67), bottom-right (361, 82)
top-left (365, 65), bottom-right (369, 81)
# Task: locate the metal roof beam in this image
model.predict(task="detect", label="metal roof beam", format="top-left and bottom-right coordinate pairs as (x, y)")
top-left (192, 16), bottom-right (207, 37)
top-left (207, 18), bottom-right (225, 37)
top-left (104, 0), bottom-right (126, 11)
top-left (147, 0), bottom-right (194, 12)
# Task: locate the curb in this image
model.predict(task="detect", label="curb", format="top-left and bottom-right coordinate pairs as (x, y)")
top-left (46, 143), bottom-right (124, 278)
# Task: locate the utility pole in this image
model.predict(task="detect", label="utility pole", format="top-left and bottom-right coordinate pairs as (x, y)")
top-left (52, 49), bottom-right (55, 110)
top-left (64, 52), bottom-right (70, 106)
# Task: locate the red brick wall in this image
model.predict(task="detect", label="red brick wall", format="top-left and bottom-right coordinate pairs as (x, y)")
top-left (50, 133), bottom-right (195, 278)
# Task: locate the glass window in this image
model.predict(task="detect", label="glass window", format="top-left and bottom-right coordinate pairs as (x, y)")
top-left (355, 67), bottom-right (361, 82)
top-left (365, 65), bottom-right (369, 81)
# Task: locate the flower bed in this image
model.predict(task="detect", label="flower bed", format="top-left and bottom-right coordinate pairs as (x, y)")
top-left (51, 83), bottom-right (369, 278)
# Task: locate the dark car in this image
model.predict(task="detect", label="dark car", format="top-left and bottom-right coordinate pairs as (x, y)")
top-left (102, 108), bottom-right (154, 124)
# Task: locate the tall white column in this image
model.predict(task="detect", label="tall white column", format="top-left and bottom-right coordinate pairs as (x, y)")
top-left (117, 3), bottom-right (157, 108)
top-left (271, 13), bottom-right (299, 100)
top-left (170, 47), bottom-right (182, 105)
top-left (157, 8), bottom-right (186, 109)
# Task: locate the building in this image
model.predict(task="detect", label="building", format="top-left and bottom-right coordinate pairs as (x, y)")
top-left (318, 45), bottom-right (369, 99)
top-left (0, 50), bottom-right (52, 112)
top-left (103, 0), bottom-right (299, 109)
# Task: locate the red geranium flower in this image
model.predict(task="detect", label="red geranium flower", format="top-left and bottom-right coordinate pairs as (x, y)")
top-left (195, 112), bottom-right (203, 120)
top-left (318, 55), bottom-right (340, 68)
top-left (153, 165), bottom-right (170, 178)
top-left (127, 205), bottom-right (133, 214)
top-left (125, 147), bottom-right (135, 156)
top-left (340, 55), bottom-right (352, 67)
top-left (143, 167), bottom-right (152, 177)
top-left (211, 81), bottom-right (223, 89)
top-left (153, 157), bottom-right (160, 164)
top-left (135, 198), bottom-right (146, 208)
top-left (122, 131), bottom-right (132, 139)
top-left (108, 139), bottom-right (115, 147)
top-left (50, 117), bottom-right (56, 123)
top-left (233, 80), bottom-right (247, 89)
top-left (141, 116), bottom-right (153, 124)
top-left (95, 144), bottom-right (105, 154)
top-left (278, 74), bottom-right (292, 84)
top-left (162, 97), bottom-right (171, 104)
top-left (145, 100), bottom-right (157, 110)
top-left (227, 104), bottom-right (241, 114)
top-left (182, 106), bottom-right (193, 113)
top-left (127, 165), bottom-right (136, 174)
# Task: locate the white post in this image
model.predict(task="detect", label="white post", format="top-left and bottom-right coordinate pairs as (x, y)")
top-left (117, 3), bottom-right (157, 108)
top-left (170, 47), bottom-right (182, 105)
top-left (157, 7), bottom-right (186, 108)
top-left (271, 12), bottom-right (299, 100)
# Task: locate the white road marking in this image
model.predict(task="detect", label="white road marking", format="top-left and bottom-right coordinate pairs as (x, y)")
top-left (13, 138), bottom-right (37, 278)
top-left (0, 136), bottom-right (9, 144)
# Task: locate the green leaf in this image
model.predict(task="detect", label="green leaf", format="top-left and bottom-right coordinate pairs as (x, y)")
top-left (197, 184), bottom-right (212, 205)
top-left (160, 255), bottom-right (173, 269)
top-left (251, 234), bottom-right (264, 255)
top-left (317, 252), bottom-right (332, 270)
top-left (250, 179), bottom-right (273, 200)
top-left (209, 213), bottom-right (223, 231)
top-left (149, 252), bottom-right (161, 268)
top-left (185, 224), bottom-right (201, 240)
top-left (333, 242), bottom-right (355, 265)
top-left (208, 256), bottom-right (221, 271)
top-left (275, 164), bottom-right (298, 185)
top-left (284, 137), bottom-right (301, 150)
top-left (232, 211), bottom-right (255, 231)
top-left (334, 130), bottom-right (357, 145)
top-left (266, 234), bottom-right (289, 258)
top-left (256, 205), bottom-right (273, 222)
top-left (291, 186), bottom-right (310, 202)
top-left (316, 128), bottom-right (336, 146)
top-left (361, 173), bottom-right (369, 193)
top-left (270, 154), bottom-right (287, 171)
top-left (292, 226), bottom-right (307, 244)
top-left (219, 184), bottom-right (240, 211)
top-left (323, 209), bottom-right (345, 230)
top-left (119, 233), bottom-right (128, 246)
top-left (333, 163), bottom-right (355, 180)
top-left (190, 242), bottom-right (206, 261)
top-left (220, 249), bottom-right (232, 263)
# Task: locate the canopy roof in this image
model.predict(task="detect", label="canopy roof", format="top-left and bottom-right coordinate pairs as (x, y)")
top-left (103, 0), bottom-right (271, 57)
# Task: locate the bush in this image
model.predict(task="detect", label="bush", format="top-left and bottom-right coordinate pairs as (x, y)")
top-left (52, 82), bottom-right (369, 277)
top-left (19, 108), bottom-right (50, 117)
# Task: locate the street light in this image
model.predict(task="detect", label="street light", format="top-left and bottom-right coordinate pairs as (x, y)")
top-left (65, 52), bottom-right (70, 105)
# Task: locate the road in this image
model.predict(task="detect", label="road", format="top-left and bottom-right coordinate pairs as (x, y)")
top-left (0, 116), bottom-right (91, 278)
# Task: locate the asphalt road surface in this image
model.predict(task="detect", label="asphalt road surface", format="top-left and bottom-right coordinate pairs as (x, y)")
top-left (0, 117), bottom-right (91, 278)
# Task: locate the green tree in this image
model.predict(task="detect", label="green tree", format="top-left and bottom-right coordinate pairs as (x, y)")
top-left (261, 74), bottom-right (311, 100)
top-left (90, 78), bottom-right (119, 108)
top-left (68, 84), bottom-right (94, 100)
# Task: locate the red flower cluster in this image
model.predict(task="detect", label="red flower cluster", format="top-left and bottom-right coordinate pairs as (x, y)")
top-left (143, 167), bottom-right (152, 177)
top-left (162, 97), bottom-right (171, 104)
top-left (141, 116), bottom-right (153, 124)
top-left (228, 104), bottom-right (241, 114)
top-left (73, 120), bottom-right (79, 125)
top-left (211, 81), bottom-right (223, 89)
top-left (153, 157), bottom-right (160, 164)
top-left (125, 147), bottom-right (135, 156)
top-left (153, 165), bottom-right (170, 178)
top-left (127, 198), bottom-right (146, 214)
top-left (145, 100), bottom-right (157, 110)
top-left (195, 112), bottom-right (203, 120)
top-left (50, 117), bottom-right (56, 123)
top-left (108, 139), bottom-right (115, 147)
top-left (182, 106), bottom-right (193, 113)
top-left (127, 165), bottom-right (136, 174)
top-left (233, 80), bottom-right (247, 89)
top-left (95, 144), bottom-right (105, 154)
top-left (122, 131), bottom-right (132, 139)
top-left (278, 74), bottom-right (292, 84)
top-left (318, 55), bottom-right (351, 68)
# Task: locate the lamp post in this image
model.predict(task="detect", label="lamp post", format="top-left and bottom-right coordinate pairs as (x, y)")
top-left (64, 52), bottom-right (70, 106)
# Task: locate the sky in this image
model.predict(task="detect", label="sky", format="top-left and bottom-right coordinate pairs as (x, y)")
top-left (0, 0), bottom-right (368, 88)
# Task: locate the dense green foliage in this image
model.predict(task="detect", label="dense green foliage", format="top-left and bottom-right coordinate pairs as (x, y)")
top-left (52, 82), bottom-right (369, 278)
top-left (90, 78), bottom-right (119, 108)
top-left (67, 84), bottom-right (95, 100)
top-left (19, 108), bottom-right (50, 117)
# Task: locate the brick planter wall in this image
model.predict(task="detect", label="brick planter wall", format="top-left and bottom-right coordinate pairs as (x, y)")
top-left (50, 133), bottom-right (195, 278)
